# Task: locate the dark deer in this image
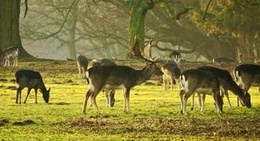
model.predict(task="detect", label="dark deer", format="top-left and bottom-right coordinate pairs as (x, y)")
top-left (76, 54), bottom-right (88, 78)
top-left (169, 51), bottom-right (181, 64)
top-left (15, 69), bottom-right (50, 104)
top-left (191, 66), bottom-right (251, 110)
top-left (234, 64), bottom-right (260, 106)
top-left (179, 68), bottom-right (223, 115)
top-left (87, 59), bottom-right (117, 107)
top-left (2, 46), bottom-right (19, 67)
top-left (83, 36), bottom-right (162, 114)
top-left (161, 60), bottom-right (181, 90)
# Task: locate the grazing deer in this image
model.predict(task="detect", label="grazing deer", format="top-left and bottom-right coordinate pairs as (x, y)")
top-left (161, 60), bottom-right (181, 90)
top-left (87, 59), bottom-right (117, 107)
top-left (234, 64), bottom-right (260, 106)
top-left (2, 46), bottom-right (19, 67)
top-left (15, 69), bottom-right (50, 104)
top-left (76, 54), bottom-right (88, 78)
top-left (179, 68), bottom-right (223, 115)
top-left (169, 51), bottom-right (181, 64)
top-left (191, 66), bottom-right (251, 110)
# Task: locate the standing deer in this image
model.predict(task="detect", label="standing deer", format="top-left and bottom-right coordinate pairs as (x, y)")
top-left (83, 63), bottom-right (162, 114)
top-left (191, 66), bottom-right (251, 110)
top-left (2, 46), bottom-right (19, 67)
top-left (87, 59), bottom-right (117, 107)
top-left (83, 35), bottom-right (162, 114)
top-left (179, 68), bottom-right (223, 115)
top-left (15, 69), bottom-right (50, 104)
top-left (161, 60), bottom-right (181, 90)
top-left (169, 51), bottom-right (181, 64)
top-left (76, 54), bottom-right (88, 78)
top-left (234, 64), bottom-right (260, 106)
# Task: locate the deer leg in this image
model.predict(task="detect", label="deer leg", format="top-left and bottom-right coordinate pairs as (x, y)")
top-left (123, 88), bottom-right (131, 113)
top-left (24, 88), bottom-right (32, 104)
top-left (191, 93), bottom-right (195, 110)
top-left (199, 94), bottom-right (206, 114)
top-left (163, 76), bottom-right (167, 90)
top-left (35, 89), bottom-right (38, 104)
top-left (91, 91), bottom-right (100, 113)
top-left (83, 90), bottom-right (93, 114)
top-left (212, 90), bottom-right (223, 113)
top-left (223, 89), bottom-right (232, 108)
top-left (16, 87), bottom-right (22, 104)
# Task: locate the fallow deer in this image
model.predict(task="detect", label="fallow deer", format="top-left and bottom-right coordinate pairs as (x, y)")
top-left (82, 35), bottom-right (162, 114)
top-left (191, 66), bottom-right (251, 110)
top-left (179, 68), bottom-right (223, 115)
top-left (3, 46), bottom-right (19, 67)
top-left (15, 69), bottom-right (50, 104)
top-left (87, 59), bottom-right (117, 107)
top-left (161, 60), bottom-right (181, 90)
top-left (83, 63), bottom-right (162, 114)
top-left (234, 64), bottom-right (260, 106)
top-left (76, 54), bottom-right (88, 78)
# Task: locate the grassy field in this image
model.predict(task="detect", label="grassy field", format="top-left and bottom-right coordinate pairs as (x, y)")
top-left (0, 60), bottom-right (260, 141)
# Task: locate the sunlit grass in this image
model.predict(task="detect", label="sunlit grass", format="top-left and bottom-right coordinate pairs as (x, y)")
top-left (0, 60), bottom-right (260, 140)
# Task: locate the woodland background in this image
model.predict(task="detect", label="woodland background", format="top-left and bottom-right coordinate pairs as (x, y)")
top-left (0, 0), bottom-right (259, 61)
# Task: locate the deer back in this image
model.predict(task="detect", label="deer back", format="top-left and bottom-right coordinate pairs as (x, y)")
top-left (180, 69), bottom-right (220, 93)
top-left (234, 64), bottom-right (260, 87)
top-left (88, 59), bottom-right (116, 70)
top-left (87, 63), bottom-right (161, 89)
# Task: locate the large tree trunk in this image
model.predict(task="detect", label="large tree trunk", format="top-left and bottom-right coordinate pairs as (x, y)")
top-left (0, 0), bottom-right (31, 58)
top-left (127, 0), bottom-right (154, 58)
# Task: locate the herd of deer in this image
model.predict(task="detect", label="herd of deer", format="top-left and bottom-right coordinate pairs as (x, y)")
top-left (1, 43), bottom-right (259, 116)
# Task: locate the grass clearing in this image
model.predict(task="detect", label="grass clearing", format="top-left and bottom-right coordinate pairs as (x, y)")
top-left (0, 60), bottom-right (260, 140)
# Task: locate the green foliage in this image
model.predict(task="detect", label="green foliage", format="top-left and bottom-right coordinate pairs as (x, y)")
top-left (0, 60), bottom-right (260, 140)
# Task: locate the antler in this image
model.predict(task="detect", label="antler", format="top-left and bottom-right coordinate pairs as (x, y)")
top-left (133, 36), bottom-right (156, 63)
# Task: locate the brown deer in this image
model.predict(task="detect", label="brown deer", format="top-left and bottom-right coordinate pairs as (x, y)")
top-left (179, 68), bottom-right (223, 115)
top-left (87, 59), bottom-right (117, 107)
top-left (191, 66), bottom-right (251, 110)
top-left (76, 54), bottom-right (88, 78)
top-left (234, 64), bottom-right (260, 106)
top-left (161, 60), bottom-right (181, 90)
top-left (2, 46), bottom-right (19, 67)
top-left (83, 63), bottom-right (162, 114)
top-left (83, 35), bottom-right (162, 114)
top-left (15, 69), bottom-right (51, 104)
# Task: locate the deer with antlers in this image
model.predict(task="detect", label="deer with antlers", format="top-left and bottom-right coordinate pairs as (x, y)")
top-left (82, 36), bottom-right (162, 114)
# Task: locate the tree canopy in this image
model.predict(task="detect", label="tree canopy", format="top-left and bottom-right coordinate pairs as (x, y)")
top-left (1, 0), bottom-right (259, 61)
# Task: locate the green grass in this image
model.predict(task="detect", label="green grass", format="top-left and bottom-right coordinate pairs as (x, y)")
top-left (0, 60), bottom-right (260, 140)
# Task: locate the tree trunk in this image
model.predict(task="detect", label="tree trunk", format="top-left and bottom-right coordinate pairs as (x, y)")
top-left (68, 2), bottom-right (78, 60)
top-left (127, 0), bottom-right (154, 58)
top-left (0, 0), bottom-right (31, 58)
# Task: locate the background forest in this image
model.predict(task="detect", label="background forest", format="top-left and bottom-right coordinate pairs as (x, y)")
top-left (1, 0), bottom-right (260, 61)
